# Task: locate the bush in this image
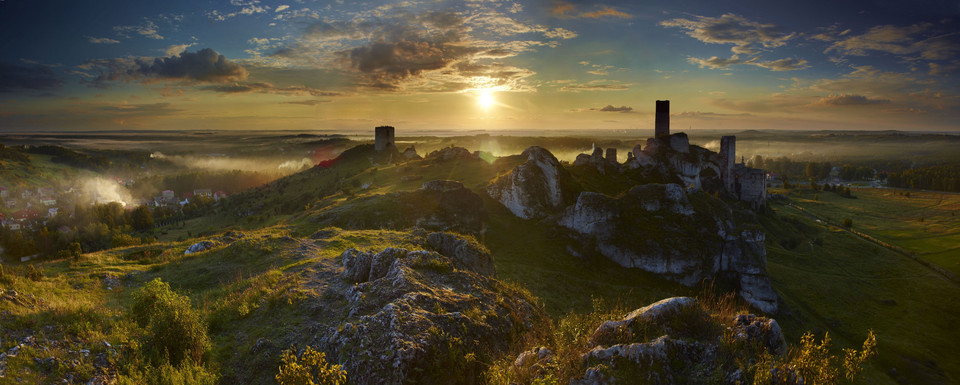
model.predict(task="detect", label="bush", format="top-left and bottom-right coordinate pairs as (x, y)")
top-left (841, 218), bottom-right (853, 228)
top-left (276, 345), bottom-right (347, 385)
top-left (752, 330), bottom-right (877, 384)
top-left (130, 278), bottom-right (211, 366)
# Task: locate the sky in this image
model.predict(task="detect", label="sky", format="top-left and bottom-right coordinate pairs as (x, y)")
top-left (1, 0), bottom-right (959, 133)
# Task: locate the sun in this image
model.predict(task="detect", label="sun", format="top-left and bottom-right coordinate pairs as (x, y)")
top-left (477, 91), bottom-right (495, 109)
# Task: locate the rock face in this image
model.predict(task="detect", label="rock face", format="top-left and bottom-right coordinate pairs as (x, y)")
top-left (570, 297), bottom-right (785, 385)
top-left (425, 146), bottom-right (477, 162)
top-left (487, 146), bottom-right (579, 219)
top-left (401, 146), bottom-right (422, 160)
top-left (319, 242), bottom-right (545, 385)
top-left (560, 184), bottom-right (778, 313)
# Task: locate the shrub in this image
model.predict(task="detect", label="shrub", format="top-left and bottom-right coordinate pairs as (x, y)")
top-left (130, 278), bottom-right (211, 366)
top-left (841, 218), bottom-right (853, 228)
top-left (752, 330), bottom-right (877, 384)
top-left (276, 345), bottom-right (347, 385)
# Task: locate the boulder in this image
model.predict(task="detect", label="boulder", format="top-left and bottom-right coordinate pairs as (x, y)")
top-left (421, 180), bottom-right (465, 192)
top-left (184, 240), bottom-right (215, 255)
top-left (487, 146), bottom-right (579, 219)
top-left (425, 146), bottom-right (476, 162)
top-left (571, 297), bottom-right (786, 385)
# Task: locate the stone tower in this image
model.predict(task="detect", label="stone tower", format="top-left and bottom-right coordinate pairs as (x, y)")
top-left (374, 126), bottom-right (395, 152)
top-left (606, 148), bottom-right (618, 163)
top-left (719, 136), bottom-right (736, 192)
top-left (655, 100), bottom-right (670, 138)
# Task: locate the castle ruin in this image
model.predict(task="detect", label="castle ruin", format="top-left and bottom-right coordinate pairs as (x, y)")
top-left (375, 126), bottom-right (395, 152)
top-left (655, 100), bottom-right (670, 138)
top-left (634, 100), bottom-right (766, 210)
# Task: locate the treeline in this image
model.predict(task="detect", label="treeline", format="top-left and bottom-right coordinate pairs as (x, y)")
top-left (887, 164), bottom-right (960, 192)
top-left (747, 156), bottom-right (876, 182)
top-left (27, 145), bottom-right (111, 171)
top-left (130, 170), bottom-right (278, 199)
top-left (0, 197), bottom-right (218, 262)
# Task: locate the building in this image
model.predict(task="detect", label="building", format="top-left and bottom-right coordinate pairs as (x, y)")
top-left (655, 100), bottom-right (670, 138)
top-left (374, 126), bottom-right (395, 152)
top-left (162, 190), bottom-right (175, 200)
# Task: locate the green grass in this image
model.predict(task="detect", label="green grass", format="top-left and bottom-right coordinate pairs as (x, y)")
top-left (763, 201), bottom-right (960, 385)
top-left (778, 187), bottom-right (960, 276)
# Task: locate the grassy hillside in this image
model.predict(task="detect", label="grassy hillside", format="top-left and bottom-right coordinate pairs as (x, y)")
top-left (763, 199), bottom-right (960, 384)
top-left (781, 187), bottom-right (960, 277)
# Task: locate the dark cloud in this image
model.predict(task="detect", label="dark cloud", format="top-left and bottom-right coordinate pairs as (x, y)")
top-left (560, 83), bottom-right (629, 92)
top-left (0, 62), bottom-right (65, 93)
top-left (551, 1), bottom-right (632, 19)
top-left (281, 99), bottom-right (331, 105)
top-left (97, 102), bottom-right (182, 116)
top-left (85, 49), bottom-right (248, 85)
top-left (590, 105), bottom-right (633, 113)
top-left (201, 82), bottom-right (343, 97)
top-left (815, 94), bottom-right (891, 106)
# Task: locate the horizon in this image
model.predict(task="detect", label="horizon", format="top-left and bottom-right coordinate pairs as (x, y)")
top-left (2, 0), bottom-right (959, 132)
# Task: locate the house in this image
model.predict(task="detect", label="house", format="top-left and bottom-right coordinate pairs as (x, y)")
top-left (5, 200), bottom-right (15, 208)
top-left (37, 187), bottom-right (54, 197)
top-left (162, 190), bottom-right (175, 200)
top-left (14, 208), bottom-right (41, 221)
top-left (41, 199), bottom-right (56, 206)
top-left (0, 187), bottom-right (7, 199)
top-left (48, 207), bottom-right (59, 217)
top-left (214, 191), bottom-right (228, 200)
top-left (193, 189), bottom-right (212, 197)
top-left (6, 222), bottom-right (21, 231)
top-left (21, 190), bottom-right (33, 199)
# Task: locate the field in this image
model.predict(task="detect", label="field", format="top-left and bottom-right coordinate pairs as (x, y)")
top-left (764, 196), bottom-right (960, 384)
top-left (781, 187), bottom-right (960, 277)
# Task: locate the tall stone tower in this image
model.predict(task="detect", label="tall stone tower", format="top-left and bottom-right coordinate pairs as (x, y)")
top-left (719, 136), bottom-right (736, 192)
top-left (375, 126), bottom-right (395, 152)
top-left (655, 100), bottom-right (670, 138)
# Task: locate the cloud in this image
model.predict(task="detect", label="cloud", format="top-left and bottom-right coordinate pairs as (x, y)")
top-left (543, 28), bottom-right (578, 39)
top-left (275, 5), bottom-right (289, 12)
top-left (280, 99), bottom-right (330, 105)
top-left (201, 82), bottom-right (343, 97)
top-left (661, 13), bottom-right (794, 55)
top-left (687, 55), bottom-right (746, 69)
top-left (165, 43), bottom-right (196, 57)
top-left (0, 62), bottom-right (64, 93)
top-left (560, 81), bottom-right (630, 92)
top-left (929, 60), bottom-right (960, 76)
top-left (84, 48), bottom-right (248, 85)
top-left (815, 94), bottom-right (891, 106)
top-left (750, 57), bottom-right (809, 71)
top-left (97, 102), bottom-right (183, 116)
top-left (581, 6), bottom-right (632, 19)
top-left (114, 19), bottom-right (163, 40)
top-left (673, 111), bottom-right (753, 119)
top-left (590, 105), bottom-right (633, 112)
top-left (551, 2), bottom-right (632, 19)
top-left (88, 37), bottom-right (120, 44)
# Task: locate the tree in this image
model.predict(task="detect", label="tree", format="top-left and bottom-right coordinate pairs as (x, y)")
top-left (130, 205), bottom-right (155, 232)
top-left (842, 218), bottom-right (853, 228)
top-left (805, 162), bottom-right (820, 179)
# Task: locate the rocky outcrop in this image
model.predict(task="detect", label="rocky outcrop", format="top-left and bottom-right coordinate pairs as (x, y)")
top-left (487, 146), bottom-right (579, 219)
top-left (560, 184), bottom-right (778, 313)
top-left (570, 297), bottom-right (785, 385)
top-left (319, 242), bottom-right (546, 385)
top-left (401, 146), bottom-right (422, 160)
top-left (184, 240), bottom-right (215, 254)
top-left (425, 146), bottom-right (477, 162)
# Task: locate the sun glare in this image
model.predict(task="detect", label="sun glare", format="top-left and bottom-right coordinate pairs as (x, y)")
top-left (477, 91), bottom-right (495, 109)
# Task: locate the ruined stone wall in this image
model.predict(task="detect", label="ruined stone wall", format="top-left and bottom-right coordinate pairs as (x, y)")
top-left (719, 136), bottom-right (736, 193)
top-left (655, 100), bottom-right (670, 138)
top-left (375, 126), bottom-right (395, 152)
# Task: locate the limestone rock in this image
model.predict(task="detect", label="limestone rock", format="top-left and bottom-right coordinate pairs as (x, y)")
top-left (425, 232), bottom-right (495, 276)
top-left (401, 146), bottom-right (422, 160)
top-left (732, 314), bottom-right (786, 355)
top-left (425, 146), bottom-right (476, 162)
top-left (487, 146), bottom-right (579, 219)
top-left (184, 240), bottom-right (215, 255)
top-left (560, 185), bottom-right (779, 312)
top-left (324, 242), bottom-right (546, 385)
